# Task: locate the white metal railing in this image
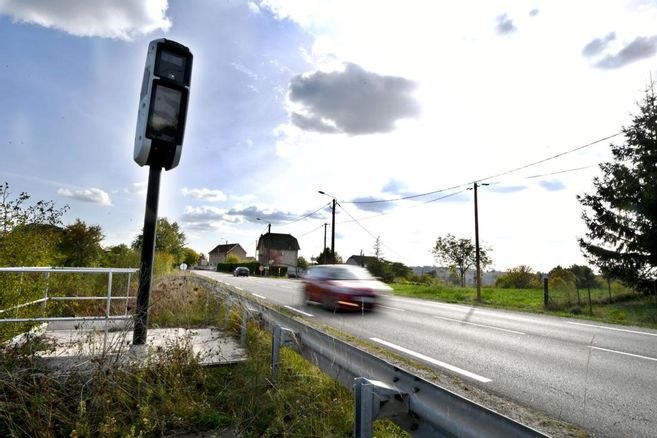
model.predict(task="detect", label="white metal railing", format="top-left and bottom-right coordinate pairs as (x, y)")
top-left (0, 267), bottom-right (138, 324)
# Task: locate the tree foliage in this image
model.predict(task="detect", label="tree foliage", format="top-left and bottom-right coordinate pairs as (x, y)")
top-left (578, 84), bottom-right (657, 293)
top-left (315, 247), bottom-right (342, 264)
top-left (297, 256), bottom-right (309, 270)
top-left (496, 265), bottom-right (541, 289)
top-left (432, 234), bottom-right (492, 287)
top-left (569, 264), bottom-right (600, 291)
top-left (548, 265), bottom-right (576, 290)
top-left (367, 258), bottom-right (413, 283)
top-left (59, 219), bottom-right (104, 267)
top-left (372, 236), bottom-right (383, 260)
top-left (132, 218), bottom-right (187, 264)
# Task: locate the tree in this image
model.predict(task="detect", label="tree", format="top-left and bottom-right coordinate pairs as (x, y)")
top-left (495, 265), bottom-right (541, 289)
top-left (373, 236), bottom-right (383, 260)
top-left (569, 264), bottom-right (600, 314)
top-left (1, 182), bottom-right (69, 235)
top-left (225, 253), bottom-right (241, 263)
top-left (182, 247), bottom-right (201, 266)
top-left (104, 244), bottom-right (140, 268)
top-left (316, 247), bottom-right (342, 264)
top-left (548, 265), bottom-right (576, 290)
top-left (59, 219), bottom-right (104, 267)
top-left (297, 256), bottom-right (309, 270)
top-left (132, 217), bottom-right (187, 264)
top-left (432, 234), bottom-right (492, 287)
top-left (0, 183), bottom-right (69, 266)
top-left (578, 84), bottom-right (657, 294)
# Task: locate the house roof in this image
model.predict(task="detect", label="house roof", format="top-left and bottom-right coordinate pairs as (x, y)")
top-left (346, 255), bottom-right (378, 266)
top-left (209, 243), bottom-right (244, 255)
top-left (257, 233), bottom-right (300, 251)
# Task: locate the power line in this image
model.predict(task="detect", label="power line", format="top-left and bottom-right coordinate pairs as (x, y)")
top-left (296, 223), bottom-right (325, 238)
top-left (339, 132), bottom-right (621, 205)
top-left (336, 203), bottom-right (407, 261)
top-left (276, 202), bottom-right (331, 227)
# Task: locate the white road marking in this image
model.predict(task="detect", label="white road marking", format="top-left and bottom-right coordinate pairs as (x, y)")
top-left (251, 293), bottom-right (266, 299)
top-left (370, 337), bottom-right (492, 383)
top-left (590, 346), bottom-right (657, 363)
top-left (284, 306), bottom-right (314, 317)
top-left (378, 304), bottom-right (406, 312)
top-left (433, 315), bottom-right (525, 335)
top-left (567, 321), bottom-right (657, 337)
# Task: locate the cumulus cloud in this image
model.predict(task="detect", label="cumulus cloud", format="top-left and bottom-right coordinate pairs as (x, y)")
top-left (495, 14), bottom-right (516, 35)
top-left (0, 0), bottom-right (171, 40)
top-left (382, 178), bottom-right (409, 195)
top-left (350, 197), bottom-right (395, 213)
top-left (57, 187), bottom-right (112, 206)
top-left (529, 8), bottom-right (539, 17)
top-left (594, 35), bottom-right (657, 69)
top-left (539, 180), bottom-right (566, 191)
top-left (582, 32), bottom-right (616, 58)
top-left (125, 182), bottom-right (147, 195)
top-left (288, 63), bottom-right (420, 135)
top-left (182, 187), bottom-right (228, 202)
top-left (225, 206), bottom-right (309, 223)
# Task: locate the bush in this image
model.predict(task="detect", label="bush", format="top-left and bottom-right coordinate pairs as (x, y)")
top-left (216, 261), bottom-right (260, 275)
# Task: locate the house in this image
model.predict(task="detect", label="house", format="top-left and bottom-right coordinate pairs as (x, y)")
top-left (346, 255), bottom-right (378, 268)
top-left (257, 233), bottom-right (300, 273)
top-left (208, 243), bottom-right (247, 266)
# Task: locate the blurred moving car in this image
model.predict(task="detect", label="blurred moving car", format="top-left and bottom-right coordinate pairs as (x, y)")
top-left (233, 266), bottom-right (250, 277)
top-left (302, 264), bottom-right (391, 311)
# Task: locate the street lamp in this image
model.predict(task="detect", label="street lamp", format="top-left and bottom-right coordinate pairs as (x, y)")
top-left (318, 191), bottom-right (337, 264)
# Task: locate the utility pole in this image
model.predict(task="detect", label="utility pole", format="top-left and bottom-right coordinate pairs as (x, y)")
top-left (266, 223), bottom-right (271, 274)
top-left (323, 223), bottom-right (328, 264)
top-left (319, 191), bottom-right (337, 264)
top-left (473, 182), bottom-right (485, 302)
top-left (331, 198), bottom-right (336, 264)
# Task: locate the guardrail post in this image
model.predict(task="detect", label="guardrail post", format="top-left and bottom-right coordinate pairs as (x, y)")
top-left (43, 272), bottom-right (50, 316)
top-left (271, 326), bottom-right (296, 383)
top-left (353, 378), bottom-right (409, 438)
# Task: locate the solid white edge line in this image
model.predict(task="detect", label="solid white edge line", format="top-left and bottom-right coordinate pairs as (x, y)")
top-left (370, 337), bottom-right (492, 383)
top-left (590, 346), bottom-right (657, 362)
top-left (284, 306), bottom-right (315, 317)
top-left (378, 304), bottom-right (406, 312)
top-left (567, 321), bottom-right (657, 337)
top-left (433, 315), bottom-right (525, 335)
top-left (251, 293), bottom-right (266, 299)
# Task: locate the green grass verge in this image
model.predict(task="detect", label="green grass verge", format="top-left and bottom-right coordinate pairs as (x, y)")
top-left (0, 273), bottom-right (408, 437)
top-left (391, 283), bottom-right (657, 329)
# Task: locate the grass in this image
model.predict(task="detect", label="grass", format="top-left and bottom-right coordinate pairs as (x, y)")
top-left (0, 272), bottom-right (408, 437)
top-left (391, 283), bottom-right (657, 329)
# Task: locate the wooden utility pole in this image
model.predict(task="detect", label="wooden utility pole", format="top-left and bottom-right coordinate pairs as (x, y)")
top-left (474, 182), bottom-right (482, 301)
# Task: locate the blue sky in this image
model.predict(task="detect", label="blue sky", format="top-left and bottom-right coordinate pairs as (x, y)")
top-left (2, 0), bottom-right (656, 271)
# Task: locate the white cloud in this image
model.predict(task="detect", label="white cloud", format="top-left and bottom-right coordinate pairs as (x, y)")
top-left (125, 182), bottom-right (147, 195)
top-left (182, 187), bottom-right (228, 202)
top-left (57, 187), bottom-right (112, 206)
top-left (248, 2), bottom-right (261, 14)
top-left (0, 0), bottom-right (171, 40)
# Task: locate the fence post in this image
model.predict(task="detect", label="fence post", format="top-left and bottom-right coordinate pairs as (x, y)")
top-left (43, 272), bottom-right (50, 317)
top-left (125, 272), bottom-right (132, 316)
top-left (543, 277), bottom-right (548, 308)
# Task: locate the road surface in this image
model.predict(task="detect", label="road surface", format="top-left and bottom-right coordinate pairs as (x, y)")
top-left (196, 271), bottom-right (657, 437)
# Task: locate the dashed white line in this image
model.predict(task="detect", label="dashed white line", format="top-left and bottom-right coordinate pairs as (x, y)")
top-left (567, 321), bottom-right (657, 337)
top-left (590, 346), bottom-right (657, 363)
top-left (284, 306), bottom-right (314, 317)
top-left (370, 337), bottom-right (492, 383)
top-left (251, 293), bottom-right (266, 299)
top-left (433, 315), bottom-right (525, 335)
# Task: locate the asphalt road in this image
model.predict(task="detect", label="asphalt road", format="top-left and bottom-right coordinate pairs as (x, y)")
top-left (196, 271), bottom-right (657, 437)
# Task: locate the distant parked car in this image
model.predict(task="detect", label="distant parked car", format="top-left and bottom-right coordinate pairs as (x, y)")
top-left (233, 267), bottom-right (250, 277)
top-left (302, 264), bottom-right (391, 311)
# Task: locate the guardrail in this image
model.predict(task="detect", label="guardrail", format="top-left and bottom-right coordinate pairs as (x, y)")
top-left (192, 274), bottom-right (547, 438)
top-left (0, 267), bottom-right (137, 324)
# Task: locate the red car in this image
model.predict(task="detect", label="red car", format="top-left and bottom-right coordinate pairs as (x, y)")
top-left (302, 264), bottom-right (391, 311)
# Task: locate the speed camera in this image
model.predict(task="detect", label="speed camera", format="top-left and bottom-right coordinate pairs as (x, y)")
top-left (134, 39), bottom-right (192, 170)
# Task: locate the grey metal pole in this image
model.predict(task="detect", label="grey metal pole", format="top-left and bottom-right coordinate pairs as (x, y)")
top-left (133, 165), bottom-right (162, 346)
